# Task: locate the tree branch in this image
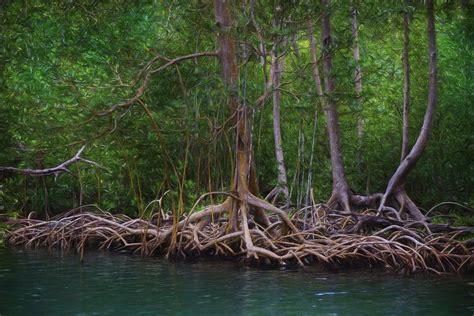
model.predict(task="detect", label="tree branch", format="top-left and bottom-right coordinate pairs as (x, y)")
top-left (0, 146), bottom-right (102, 177)
top-left (86, 51), bottom-right (219, 119)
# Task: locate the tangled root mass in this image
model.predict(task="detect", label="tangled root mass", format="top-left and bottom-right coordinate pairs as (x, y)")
top-left (6, 199), bottom-right (473, 275)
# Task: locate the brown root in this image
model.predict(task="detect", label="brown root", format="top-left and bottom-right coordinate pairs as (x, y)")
top-left (393, 189), bottom-right (426, 221)
top-left (5, 198), bottom-right (473, 274)
top-left (327, 189), bottom-right (426, 223)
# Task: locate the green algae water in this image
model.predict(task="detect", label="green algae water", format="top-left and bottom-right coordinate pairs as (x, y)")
top-left (0, 248), bottom-right (472, 315)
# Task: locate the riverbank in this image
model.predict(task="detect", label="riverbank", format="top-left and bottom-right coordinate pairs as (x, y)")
top-left (5, 204), bottom-right (473, 274)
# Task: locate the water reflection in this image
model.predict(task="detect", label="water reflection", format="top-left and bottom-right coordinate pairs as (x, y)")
top-left (0, 248), bottom-right (472, 315)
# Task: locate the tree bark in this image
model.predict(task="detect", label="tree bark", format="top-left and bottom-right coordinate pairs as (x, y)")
top-left (320, 0), bottom-right (351, 212)
top-left (380, 0), bottom-right (438, 220)
top-left (271, 34), bottom-right (290, 206)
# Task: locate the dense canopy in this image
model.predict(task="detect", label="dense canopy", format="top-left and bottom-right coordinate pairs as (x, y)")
top-left (1, 0), bottom-right (473, 274)
top-left (1, 1), bottom-right (472, 218)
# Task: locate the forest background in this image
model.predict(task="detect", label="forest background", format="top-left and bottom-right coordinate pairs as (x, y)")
top-left (0, 0), bottom-right (472, 225)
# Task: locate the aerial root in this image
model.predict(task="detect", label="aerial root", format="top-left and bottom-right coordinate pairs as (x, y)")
top-left (5, 203), bottom-right (473, 274)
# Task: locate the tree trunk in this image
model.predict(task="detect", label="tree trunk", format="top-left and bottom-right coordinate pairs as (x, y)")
top-left (401, 8), bottom-right (411, 161)
top-left (214, 0), bottom-right (269, 228)
top-left (214, 0), bottom-right (251, 192)
top-left (351, 5), bottom-right (363, 166)
top-left (393, 6), bottom-right (423, 221)
top-left (308, 21), bottom-right (325, 106)
top-left (320, 0), bottom-right (351, 212)
top-left (380, 0), bottom-right (438, 220)
top-left (271, 35), bottom-right (290, 206)
top-left (306, 21), bottom-right (324, 210)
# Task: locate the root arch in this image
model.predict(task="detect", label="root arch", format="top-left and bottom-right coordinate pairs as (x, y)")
top-left (6, 199), bottom-right (473, 274)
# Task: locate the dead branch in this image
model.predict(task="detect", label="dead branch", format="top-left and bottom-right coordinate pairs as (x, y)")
top-left (0, 146), bottom-right (102, 177)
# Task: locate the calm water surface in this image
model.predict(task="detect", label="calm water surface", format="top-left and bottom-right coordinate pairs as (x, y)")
top-left (0, 248), bottom-right (472, 315)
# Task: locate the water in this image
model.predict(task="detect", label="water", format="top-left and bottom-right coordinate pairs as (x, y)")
top-left (0, 248), bottom-right (472, 315)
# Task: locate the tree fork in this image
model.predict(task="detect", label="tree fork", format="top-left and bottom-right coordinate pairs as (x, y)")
top-left (379, 0), bottom-right (438, 220)
top-left (388, 3), bottom-right (426, 222)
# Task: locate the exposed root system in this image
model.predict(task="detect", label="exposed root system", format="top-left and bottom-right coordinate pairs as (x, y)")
top-left (6, 201), bottom-right (473, 275)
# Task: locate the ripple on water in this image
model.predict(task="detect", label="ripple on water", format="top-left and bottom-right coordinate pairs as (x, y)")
top-left (315, 291), bottom-right (349, 296)
top-left (0, 248), bottom-right (472, 315)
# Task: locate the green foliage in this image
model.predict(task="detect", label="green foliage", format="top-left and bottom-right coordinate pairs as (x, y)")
top-left (0, 1), bottom-right (472, 218)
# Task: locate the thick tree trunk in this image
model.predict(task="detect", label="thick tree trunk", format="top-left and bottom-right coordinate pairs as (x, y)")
top-left (271, 36), bottom-right (290, 206)
top-left (320, 0), bottom-right (351, 212)
top-left (214, 0), bottom-right (251, 192)
top-left (214, 0), bottom-right (269, 228)
top-left (380, 0), bottom-right (438, 220)
top-left (351, 5), bottom-right (363, 165)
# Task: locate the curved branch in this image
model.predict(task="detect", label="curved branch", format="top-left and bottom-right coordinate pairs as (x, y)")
top-left (94, 51), bottom-right (219, 118)
top-left (0, 146), bottom-right (102, 177)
